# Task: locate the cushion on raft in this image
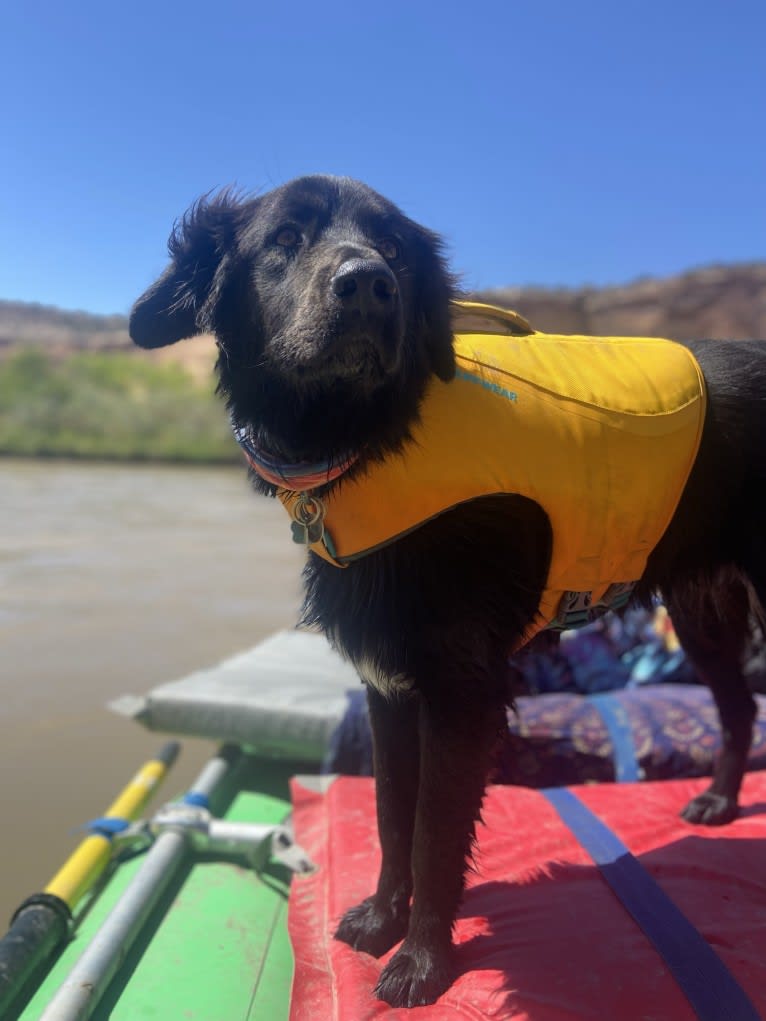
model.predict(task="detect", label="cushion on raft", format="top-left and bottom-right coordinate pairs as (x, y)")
top-left (500, 685), bottom-right (766, 786)
top-left (323, 684), bottom-right (766, 786)
top-left (288, 772), bottom-right (766, 1021)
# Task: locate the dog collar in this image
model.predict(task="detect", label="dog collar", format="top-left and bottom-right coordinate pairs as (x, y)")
top-left (231, 420), bottom-right (358, 492)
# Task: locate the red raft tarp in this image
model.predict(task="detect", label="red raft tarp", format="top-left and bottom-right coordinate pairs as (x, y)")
top-left (288, 773), bottom-right (766, 1021)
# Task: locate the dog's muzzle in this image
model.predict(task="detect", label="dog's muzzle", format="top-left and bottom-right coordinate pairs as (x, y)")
top-left (331, 258), bottom-right (397, 317)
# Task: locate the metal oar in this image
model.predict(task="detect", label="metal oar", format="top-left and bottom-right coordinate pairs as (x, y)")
top-left (35, 743), bottom-right (312, 1021)
top-left (0, 741), bottom-right (179, 1018)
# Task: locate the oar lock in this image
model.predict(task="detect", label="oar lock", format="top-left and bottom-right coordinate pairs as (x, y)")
top-left (104, 802), bottom-right (315, 874)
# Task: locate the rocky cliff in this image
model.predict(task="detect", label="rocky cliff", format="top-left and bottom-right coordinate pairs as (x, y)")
top-left (2, 263), bottom-right (765, 377)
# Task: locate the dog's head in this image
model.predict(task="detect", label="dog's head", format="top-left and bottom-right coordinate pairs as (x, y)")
top-left (130, 176), bottom-right (456, 465)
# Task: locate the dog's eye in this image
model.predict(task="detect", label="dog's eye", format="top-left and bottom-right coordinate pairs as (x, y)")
top-left (377, 237), bottom-right (400, 262)
top-left (274, 226), bottom-right (302, 248)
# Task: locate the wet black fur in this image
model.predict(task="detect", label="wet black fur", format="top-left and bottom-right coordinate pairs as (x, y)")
top-left (131, 175), bottom-right (766, 1008)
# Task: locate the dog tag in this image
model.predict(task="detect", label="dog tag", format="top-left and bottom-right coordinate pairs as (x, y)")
top-left (306, 517), bottom-right (325, 543)
top-left (290, 520), bottom-right (310, 544)
top-left (290, 518), bottom-right (325, 544)
top-left (289, 495), bottom-right (326, 546)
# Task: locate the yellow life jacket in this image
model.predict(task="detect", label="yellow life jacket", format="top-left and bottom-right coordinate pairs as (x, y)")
top-left (279, 301), bottom-right (707, 644)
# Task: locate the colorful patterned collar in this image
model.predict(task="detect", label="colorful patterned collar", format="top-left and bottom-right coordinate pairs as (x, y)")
top-left (231, 421), bottom-right (358, 492)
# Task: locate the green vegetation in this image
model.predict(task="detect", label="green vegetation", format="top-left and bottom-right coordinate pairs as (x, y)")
top-left (0, 349), bottom-right (240, 462)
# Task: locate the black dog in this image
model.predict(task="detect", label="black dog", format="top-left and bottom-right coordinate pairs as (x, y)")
top-left (130, 175), bottom-right (766, 1008)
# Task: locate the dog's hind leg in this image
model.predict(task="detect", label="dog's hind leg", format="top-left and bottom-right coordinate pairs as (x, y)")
top-left (335, 684), bottom-right (420, 956)
top-left (667, 570), bottom-right (757, 825)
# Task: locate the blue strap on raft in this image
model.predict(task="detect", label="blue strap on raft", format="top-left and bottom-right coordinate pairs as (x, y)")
top-left (588, 692), bottom-right (641, 782)
top-left (542, 787), bottom-right (762, 1021)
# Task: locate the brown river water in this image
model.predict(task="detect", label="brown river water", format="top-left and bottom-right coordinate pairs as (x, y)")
top-left (0, 459), bottom-right (306, 926)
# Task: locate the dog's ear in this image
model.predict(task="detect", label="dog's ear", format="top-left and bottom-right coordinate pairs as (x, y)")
top-left (130, 193), bottom-right (243, 349)
top-left (425, 299), bottom-right (457, 382)
top-left (419, 238), bottom-right (458, 382)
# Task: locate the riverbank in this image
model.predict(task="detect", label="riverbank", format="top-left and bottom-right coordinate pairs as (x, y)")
top-left (0, 349), bottom-right (238, 461)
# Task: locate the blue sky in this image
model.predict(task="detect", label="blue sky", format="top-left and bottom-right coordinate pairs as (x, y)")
top-left (2, 0), bottom-right (764, 315)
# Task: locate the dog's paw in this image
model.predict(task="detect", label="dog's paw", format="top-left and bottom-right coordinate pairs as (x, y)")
top-left (335, 896), bottom-right (409, 958)
top-left (374, 940), bottom-right (453, 1007)
top-left (681, 790), bottom-right (738, 825)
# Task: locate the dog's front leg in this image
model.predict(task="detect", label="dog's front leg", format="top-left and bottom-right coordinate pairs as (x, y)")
top-left (374, 696), bottom-right (507, 1008)
top-left (335, 684), bottom-right (420, 956)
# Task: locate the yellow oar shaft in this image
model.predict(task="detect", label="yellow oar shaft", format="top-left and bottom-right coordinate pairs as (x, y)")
top-left (44, 743), bottom-right (179, 910)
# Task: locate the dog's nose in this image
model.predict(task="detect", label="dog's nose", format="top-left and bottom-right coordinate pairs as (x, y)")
top-left (331, 258), bottom-right (397, 311)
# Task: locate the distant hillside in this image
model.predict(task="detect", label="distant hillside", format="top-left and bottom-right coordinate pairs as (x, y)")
top-left (477, 263), bottom-right (766, 340)
top-left (2, 262), bottom-right (765, 378)
top-left (0, 300), bottom-right (217, 382)
top-left (0, 300), bottom-right (129, 352)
